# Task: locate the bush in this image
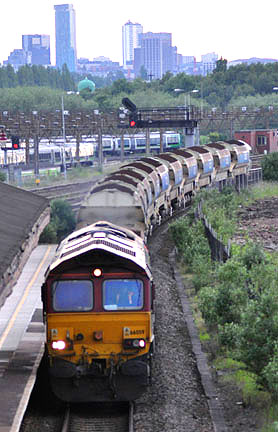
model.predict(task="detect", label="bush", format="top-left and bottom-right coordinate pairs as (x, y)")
top-left (39, 223), bottom-right (57, 243)
top-left (170, 217), bottom-right (211, 266)
top-left (218, 322), bottom-right (240, 349)
top-left (199, 281), bottom-right (249, 327)
top-left (261, 153), bottom-right (278, 181)
top-left (39, 199), bottom-right (76, 244)
top-left (263, 344), bottom-right (278, 398)
top-left (191, 253), bottom-right (214, 291)
top-left (236, 288), bottom-right (278, 374)
top-left (240, 242), bottom-right (267, 270)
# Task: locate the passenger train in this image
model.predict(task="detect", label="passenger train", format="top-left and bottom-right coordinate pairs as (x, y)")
top-left (41, 139), bottom-right (251, 403)
top-left (98, 131), bottom-right (182, 157)
top-left (0, 131), bottom-right (181, 168)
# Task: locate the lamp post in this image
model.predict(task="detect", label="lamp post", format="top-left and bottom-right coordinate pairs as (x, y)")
top-left (273, 87), bottom-right (278, 106)
top-left (66, 91), bottom-right (80, 166)
top-left (174, 89), bottom-right (199, 147)
top-left (174, 88), bottom-right (199, 109)
top-left (61, 94), bottom-right (67, 180)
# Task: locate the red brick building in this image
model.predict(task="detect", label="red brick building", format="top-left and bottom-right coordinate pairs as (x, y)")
top-left (234, 129), bottom-right (278, 154)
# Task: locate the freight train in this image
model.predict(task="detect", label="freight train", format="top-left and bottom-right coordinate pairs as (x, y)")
top-left (41, 139), bottom-right (251, 402)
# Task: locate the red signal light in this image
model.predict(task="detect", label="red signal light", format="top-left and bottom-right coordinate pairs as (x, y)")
top-left (11, 136), bottom-right (20, 149)
top-left (130, 120), bottom-right (136, 127)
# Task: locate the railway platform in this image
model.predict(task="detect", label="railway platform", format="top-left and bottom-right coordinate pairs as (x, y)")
top-left (0, 244), bottom-right (56, 432)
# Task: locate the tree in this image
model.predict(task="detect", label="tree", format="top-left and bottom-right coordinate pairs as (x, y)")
top-left (139, 65), bottom-right (148, 80)
top-left (214, 57), bottom-right (228, 73)
top-left (40, 199), bottom-right (76, 243)
top-left (261, 153), bottom-right (278, 181)
top-left (6, 64), bottom-right (17, 87)
top-left (61, 64), bottom-right (75, 91)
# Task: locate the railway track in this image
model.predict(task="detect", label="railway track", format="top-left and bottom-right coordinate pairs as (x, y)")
top-left (28, 178), bottom-right (102, 213)
top-left (60, 402), bottom-right (132, 432)
top-left (18, 163), bottom-right (263, 432)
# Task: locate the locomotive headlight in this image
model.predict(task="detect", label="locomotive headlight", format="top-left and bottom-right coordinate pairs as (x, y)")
top-left (52, 340), bottom-right (66, 350)
top-left (123, 338), bottom-right (146, 349)
top-left (93, 268), bottom-right (102, 277)
top-left (138, 339), bottom-right (146, 348)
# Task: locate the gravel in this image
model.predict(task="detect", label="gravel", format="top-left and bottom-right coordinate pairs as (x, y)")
top-left (134, 226), bottom-right (214, 432)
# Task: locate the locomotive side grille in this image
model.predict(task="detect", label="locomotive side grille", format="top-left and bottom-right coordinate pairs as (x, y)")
top-left (61, 238), bottom-right (136, 258)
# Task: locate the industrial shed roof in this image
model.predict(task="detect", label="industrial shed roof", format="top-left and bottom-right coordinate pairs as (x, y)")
top-left (0, 182), bottom-right (49, 277)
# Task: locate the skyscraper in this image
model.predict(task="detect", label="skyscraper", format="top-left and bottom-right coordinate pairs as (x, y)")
top-left (22, 35), bottom-right (50, 66)
top-left (54, 4), bottom-right (77, 72)
top-left (122, 21), bottom-right (143, 69)
top-left (135, 32), bottom-right (174, 79)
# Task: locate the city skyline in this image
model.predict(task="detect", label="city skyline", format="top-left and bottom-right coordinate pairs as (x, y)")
top-left (1, 0), bottom-right (278, 67)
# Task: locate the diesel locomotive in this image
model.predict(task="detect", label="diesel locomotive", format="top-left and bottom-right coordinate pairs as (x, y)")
top-left (42, 221), bottom-right (154, 402)
top-left (41, 139), bottom-right (251, 402)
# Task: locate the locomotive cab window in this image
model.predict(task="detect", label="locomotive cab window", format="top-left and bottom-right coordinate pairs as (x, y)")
top-left (52, 280), bottom-right (93, 312)
top-left (103, 279), bottom-right (143, 311)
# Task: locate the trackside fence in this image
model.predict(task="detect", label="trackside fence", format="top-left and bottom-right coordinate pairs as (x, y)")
top-left (195, 167), bottom-right (262, 263)
top-left (195, 201), bottom-right (231, 263)
top-left (248, 168), bottom-right (263, 185)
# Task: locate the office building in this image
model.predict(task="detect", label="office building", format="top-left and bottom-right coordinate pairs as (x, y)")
top-left (22, 35), bottom-right (50, 66)
top-left (3, 49), bottom-right (29, 70)
top-left (77, 56), bottom-right (123, 77)
top-left (134, 32), bottom-right (174, 79)
top-left (122, 21), bottom-right (143, 69)
top-left (54, 4), bottom-right (77, 72)
top-left (201, 52), bottom-right (218, 75)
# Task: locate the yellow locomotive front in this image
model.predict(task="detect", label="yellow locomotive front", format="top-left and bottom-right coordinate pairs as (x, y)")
top-left (41, 222), bottom-right (154, 402)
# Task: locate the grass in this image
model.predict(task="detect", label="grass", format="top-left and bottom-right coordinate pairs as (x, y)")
top-left (11, 162), bottom-right (124, 189)
top-left (249, 181), bottom-right (278, 200)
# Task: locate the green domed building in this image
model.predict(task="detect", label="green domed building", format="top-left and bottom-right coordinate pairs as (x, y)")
top-left (77, 77), bottom-right (95, 93)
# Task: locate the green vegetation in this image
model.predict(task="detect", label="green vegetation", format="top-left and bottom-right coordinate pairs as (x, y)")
top-left (0, 171), bottom-right (6, 182)
top-left (39, 199), bottom-right (76, 244)
top-left (170, 182), bottom-right (278, 427)
top-left (261, 153), bottom-right (278, 182)
top-left (2, 61), bottom-right (278, 127)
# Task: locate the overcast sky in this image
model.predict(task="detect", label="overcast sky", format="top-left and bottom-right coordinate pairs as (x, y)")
top-left (1, 0), bottom-right (277, 66)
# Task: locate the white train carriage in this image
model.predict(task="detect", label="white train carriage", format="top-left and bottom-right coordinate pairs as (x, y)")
top-left (153, 153), bottom-right (184, 209)
top-left (184, 146), bottom-right (215, 189)
top-left (220, 140), bottom-right (250, 177)
top-left (171, 149), bottom-right (198, 201)
top-left (139, 157), bottom-right (172, 218)
top-left (204, 142), bottom-right (232, 183)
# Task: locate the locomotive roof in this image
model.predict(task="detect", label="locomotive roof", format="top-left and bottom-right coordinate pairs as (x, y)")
top-left (47, 221), bottom-right (152, 280)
